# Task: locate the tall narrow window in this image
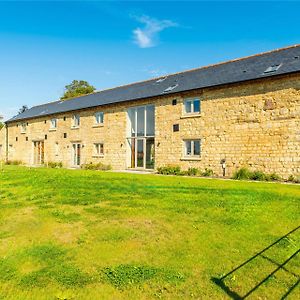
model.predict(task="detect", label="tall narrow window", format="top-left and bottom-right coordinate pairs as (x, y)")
top-left (184, 98), bottom-right (201, 114)
top-left (72, 115), bottom-right (80, 127)
top-left (50, 118), bottom-right (57, 129)
top-left (184, 140), bottom-right (201, 157)
top-left (55, 143), bottom-right (59, 156)
top-left (95, 112), bottom-right (104, 125)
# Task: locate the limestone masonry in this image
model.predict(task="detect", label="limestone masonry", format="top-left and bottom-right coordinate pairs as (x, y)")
top-left (1, 46), bottom-right (300, 178)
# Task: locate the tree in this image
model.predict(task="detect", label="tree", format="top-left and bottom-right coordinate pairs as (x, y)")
top-left (61, 80), bottom-right (96, 100)
top-left (0, 115), bottom-right (3, 129)
top-left (18, 105), bottom-right (28, 114)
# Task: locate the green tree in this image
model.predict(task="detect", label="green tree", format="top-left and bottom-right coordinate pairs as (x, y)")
top-left (0, 115), bottom-right (3, 129)
top-left (61, 80), bottom-right (96, 100)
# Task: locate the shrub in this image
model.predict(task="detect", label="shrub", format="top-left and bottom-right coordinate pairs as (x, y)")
top-left (186, 167), bottom-right (199, 176)
top-left (233, 168), bottom-right (283, 182)
top-left (156, 165), bottom-right (181, 175)
top-left (250, 170), bottom-right (267, 181)
top-left (288, 175), bottom-right (300, 184)
top-left (201, 168), bottom-right (214, 177)
top-left (232, 167), bottom-right (251, 180)
top-left (5, 160), bottom-right (22, 165)
top-left (269, 173), bottom-right (281, 181)
top-left (47, 162), bottom-right (63, 168)
top-left (81, 162), bottom-right (112, 171)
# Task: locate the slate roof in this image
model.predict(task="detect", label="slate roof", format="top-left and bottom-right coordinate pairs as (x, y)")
top-left (7, 44), bottom-right (300, 123)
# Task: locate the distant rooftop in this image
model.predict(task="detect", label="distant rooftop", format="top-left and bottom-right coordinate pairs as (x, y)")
top-left (7, 44), bottom-right (300, 123)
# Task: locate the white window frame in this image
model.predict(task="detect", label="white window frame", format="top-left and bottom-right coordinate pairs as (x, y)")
top-left (50, 118), bottom-right (57, 129)
top-left (94, 143), bottom-right (104, 157)
top-left (95, 112), bottom-right (104, 125)
top-left (184, 139), bottom-right (201, 157)
top-left (184, 98), bottom-right (201, 114)
top-left (72, 115), bottom-right (80, 128)
top-left (20, 123), bottom-right (26, 134)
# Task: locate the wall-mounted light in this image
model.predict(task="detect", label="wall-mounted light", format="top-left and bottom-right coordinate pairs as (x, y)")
top-left (220, 159), bottom-right (226, 177)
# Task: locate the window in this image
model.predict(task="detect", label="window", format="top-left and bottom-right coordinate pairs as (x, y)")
top-left (173, 124), bottom-right (179, 132)
top-left (16, 137), bottom-right (18, 142)
top-left (264, 64), bottom-right (282, 74)
top-left (172, 99), bottom-right (177, 105)
top-left (50, 118), bottom-right (57, 129)
top-left (20, 123), bottom-right (26, 133)
top-left (94, 143), bottom-right (104, 156)
top-left (184, 98), bottom-right (201, 114)
top-left (45, 135), bottom-right (47, 140)
top-left (64, 133), bottom-right (67, 139)
top-left (72, 115), bottom-right (80, 127)
top-left (184, 140), bottom-right (201, 157)
top-left (95, 112), bottom-right (104, 125)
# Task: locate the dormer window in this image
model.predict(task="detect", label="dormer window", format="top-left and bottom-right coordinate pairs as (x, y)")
top-left (72, 115), bottom-right (80, 128)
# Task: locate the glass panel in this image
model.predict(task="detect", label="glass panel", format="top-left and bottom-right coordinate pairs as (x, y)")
top-left (146, 106), bottom-right (155, 136)
top-left (136, 139), bottom-right (144, 168)
top-left (193, 100), bottom-right (200, 113)
top-left (146, 138), bottom-right (155, 169)
top-left (185, 141), bottom-right (192, 155)
top-left (73, 144), bottom-right (76, 165)
top-left (77, 144), bottom-right (81, 165)
top-left (95, 112), bottom-right (104, 124)
top-left (128, 108), bottom-right (136, 137)
top-left (194, 140), bottom-right (200, 156)
top-left (185, 101), bottom-right (192, 113)
top-left (137, 107), bottom-right (145, 136)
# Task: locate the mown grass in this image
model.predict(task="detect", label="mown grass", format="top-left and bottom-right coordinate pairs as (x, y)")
top-left (0, 165), bottom-right (299, 299)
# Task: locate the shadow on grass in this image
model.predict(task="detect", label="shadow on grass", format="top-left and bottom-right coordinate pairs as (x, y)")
top-left (212, 225), bottom-right (300, 299)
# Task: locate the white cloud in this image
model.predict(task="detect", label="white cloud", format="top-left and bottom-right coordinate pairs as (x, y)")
top-left (133, 15), bottom-right (177, 48)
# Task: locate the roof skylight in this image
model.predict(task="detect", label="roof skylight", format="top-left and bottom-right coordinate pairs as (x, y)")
top-left (264, 64), bottom-right (282, 74)
top-left (156, 76), bottom-right (167, 83)
top-left (163, 84), bottom-right (178, 93)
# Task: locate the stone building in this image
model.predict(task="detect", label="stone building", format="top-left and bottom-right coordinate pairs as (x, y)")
top-left (1, 45), bottom-right (300, 177)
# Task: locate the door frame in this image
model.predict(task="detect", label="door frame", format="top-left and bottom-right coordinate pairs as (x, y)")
top-left (32, 140), bottom-right (44, 165)
top-left (71, 143), bottom-right (81, 167)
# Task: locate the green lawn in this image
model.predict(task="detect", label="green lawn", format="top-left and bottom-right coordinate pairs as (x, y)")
top-left (0, 166), bottom-right (299, 299)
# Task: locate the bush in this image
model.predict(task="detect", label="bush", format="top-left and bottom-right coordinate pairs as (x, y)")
top-left (81, 162), bottom-right (112, 171)
top-left (186, 167), bottom-right (199, 176)
top-left (157, 165), bottom-right (181, 175)
top-left (287, 175), bottom-right (300, 184)
top-left (232, 167), bottom-right (251, 180)
top-left (201, 168), bottom-right (214, 177)
top-left (250, 170), bottom-right (267, 181)
top-left (47, 162), bottom-right (63, 168)
top-left (269, 173), bottom-right (281, 181)
top-left (5, 160), bottom-right (22, 165)
top-left (233, 168), bottom-right (283, 182)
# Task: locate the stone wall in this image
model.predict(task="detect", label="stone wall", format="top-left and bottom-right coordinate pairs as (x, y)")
top-left (4, 73), bottom-right (300, 178)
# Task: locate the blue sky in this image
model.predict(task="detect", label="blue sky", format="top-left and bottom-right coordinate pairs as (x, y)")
top-left (1, 1), bottom-right (300, 120)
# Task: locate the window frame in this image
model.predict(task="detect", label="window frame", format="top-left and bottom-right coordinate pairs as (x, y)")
top-left (183, 98), bottom-right (201, 115)
top-left (20, 123), bottom-right (26, 134)
top-left (94, 143), bottom-right (104, 157)
top-left (95, 112), bottom-right (104, 125)
top-left (50, 118), bottom-right (57, 130)
top-left (72, 114), bottom-right (80, 128)
top-left (183, 139), bottom-right (201, 158)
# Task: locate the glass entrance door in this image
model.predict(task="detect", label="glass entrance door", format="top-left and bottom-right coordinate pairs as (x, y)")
top-left (72, 143), bottom-right (81, 166)
top-left (127, 105), bottom-right (155, 170)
